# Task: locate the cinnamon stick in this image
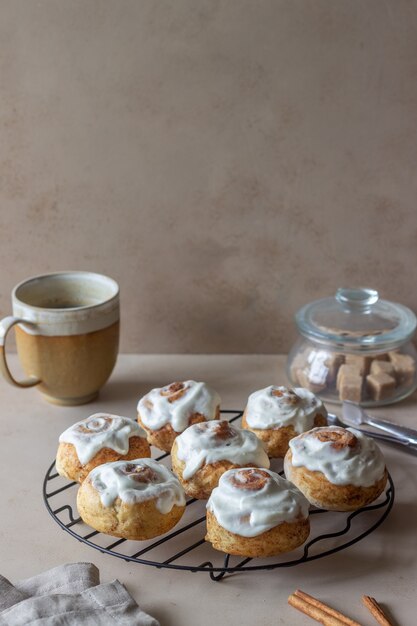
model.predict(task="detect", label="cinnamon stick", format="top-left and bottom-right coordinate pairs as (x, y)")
top-left (288, 590), bottom-right (362, 626)
top-left (362, 596), bottom-right (393, 626)
top-left (294, 590), bottom-right (362, 626)
top-left (288, 594), bottom-right (348, 626)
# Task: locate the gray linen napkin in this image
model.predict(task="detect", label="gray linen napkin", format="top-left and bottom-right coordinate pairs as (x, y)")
top-left (0, 562), bottom-right (160, 625)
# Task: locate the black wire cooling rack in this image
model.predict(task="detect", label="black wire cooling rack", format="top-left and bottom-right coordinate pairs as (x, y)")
top-left (43, 410), bottom-right (395, 581)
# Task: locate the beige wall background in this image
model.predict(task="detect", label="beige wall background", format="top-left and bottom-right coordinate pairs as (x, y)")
top-left (1, 1), bottom-right (417, 353)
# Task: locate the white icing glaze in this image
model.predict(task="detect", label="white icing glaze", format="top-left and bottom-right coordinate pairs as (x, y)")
top-left (245, 385), bottom-right (327, 432)
top-left (137, 381), bottom-right (221, 433)
top-left (89, 458), bottom-right (186, 512)
top-left (286, 426), bottom-right (386, 487)
top-left (207, 468), bottom-right (309, 538)
top-left (175, 420), bottom-right (270, 480)
top-left (59, 413), bottom-right (146, 465)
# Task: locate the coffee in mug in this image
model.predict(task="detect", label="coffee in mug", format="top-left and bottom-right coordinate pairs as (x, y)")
top-left (0, 271), bottom-right (119, 405)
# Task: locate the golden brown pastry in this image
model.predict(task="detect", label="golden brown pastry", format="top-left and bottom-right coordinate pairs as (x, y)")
top-left (137, 380), bottom-right (220, 452)
top-left (77, 459), bottom-right (186, 540)
top-left (242, 386), bottom-right (327, 458)
top-left (205, 468), bottom-right (310, 558)
top-left (284, 426), bottom-right (388, 511)
top-left (56, 413), bottom-right (151, 483)
top-left (171, 420), bottom-right (270, 499)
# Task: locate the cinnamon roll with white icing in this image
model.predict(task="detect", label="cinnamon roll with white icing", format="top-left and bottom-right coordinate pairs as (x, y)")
top-left (56, 413), bottom-right (151, 483)
top-left (171, 420), bottom-right (270, 499)
top-left (77, 458), bottom-right (186, 540)
top-left (284, 426), bottom-right (388, 511)
top-left (242, 385), bottom-right (327, 458)
top-left (137, 381), bottom-right (221, 452)
top-left (206, 468), bottom-right (310, 557)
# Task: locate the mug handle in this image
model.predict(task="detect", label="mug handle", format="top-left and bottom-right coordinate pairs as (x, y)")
top-left (0, 316), bottom-right (41, 388)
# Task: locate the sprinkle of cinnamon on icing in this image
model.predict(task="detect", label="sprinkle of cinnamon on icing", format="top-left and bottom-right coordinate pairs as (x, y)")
top-left (78, 425), bottom-right (93, 434)
top-left (194, 420), bottom-right (233, 439)
top-left (230, 468), bottom-right (270, 491)
top-left (315, 428), bottom-right (358, 450)
top-left (119, 464), bottom-right (158, 483)
top-left (160, 382), bottom-right (188, 402)
top-left (272, 387), bottom-right (300, 405)
top-left (212, 421), bottom-right (234, 440)
top-left (78, 415), bottom-right (112, 434)
top-left (168, 382), bottom-right (184, 393)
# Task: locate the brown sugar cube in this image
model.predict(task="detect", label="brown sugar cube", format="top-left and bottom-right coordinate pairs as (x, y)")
top-left (336, 364), bottom-right (363, 391)
top-left (289, 347), bottom-right (314, 385)
top-left (345, 354), bottom-right (373, 376)
top-left (323, 353), bottom-right (345, 385)
top-left (339, 375), bottom-right (363, 403)
top-left (289, 352), bottom-right (308, 385)
top-left (297, 368), bottom-right (326, 393)
top-left (366, 373), bottom-right (396, 401)
top-left (305, 351), bottom-right (328, 386)
top-left (373, 353), bottom-right (389, 362)
top-left (370, 360), bottom-right (395, 377)
top-left (306, 350), bottom-right (344, 387)
top-left (388, 352), bottom-right (416, 385)
top-left (290, 367), bottom-right (301, 385)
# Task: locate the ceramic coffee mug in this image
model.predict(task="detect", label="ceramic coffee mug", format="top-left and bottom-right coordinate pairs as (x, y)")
top-left (0, 271), bottom-right (119, 405)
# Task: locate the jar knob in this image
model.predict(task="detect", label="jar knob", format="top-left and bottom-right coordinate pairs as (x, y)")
top-left (335, 287), bottom-right (379, 311)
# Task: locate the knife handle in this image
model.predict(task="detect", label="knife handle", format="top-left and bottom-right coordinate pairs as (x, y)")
top-left (366, 416), bottom-right (417, 445)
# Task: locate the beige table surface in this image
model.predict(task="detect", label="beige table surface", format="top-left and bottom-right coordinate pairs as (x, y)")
top-left (1, 354), bottom-right (416, 626)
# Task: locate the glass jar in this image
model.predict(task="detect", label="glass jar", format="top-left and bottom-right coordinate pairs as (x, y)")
top-left (286, 287), bottom-right (417, 406)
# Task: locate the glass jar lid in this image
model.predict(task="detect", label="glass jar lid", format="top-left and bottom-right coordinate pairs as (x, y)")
top-left (295, 287), bottom-right (416, 351)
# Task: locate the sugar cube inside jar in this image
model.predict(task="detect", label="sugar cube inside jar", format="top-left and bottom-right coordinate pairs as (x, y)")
top-left (286, 287), bottom-right (417, 407)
